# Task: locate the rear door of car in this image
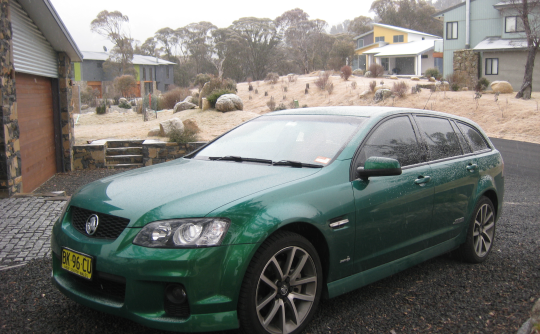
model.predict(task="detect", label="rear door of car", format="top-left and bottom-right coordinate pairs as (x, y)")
top-left (351, 115), bottom-right (434, 272)
top-left (413, 115), bottom-right (480, 246)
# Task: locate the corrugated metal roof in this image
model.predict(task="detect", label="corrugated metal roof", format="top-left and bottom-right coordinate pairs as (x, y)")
top-left (373, 23), bottom-right (441, 38)
top-left (473, 36), bottom-right (527, 50)
top-left (81, 51), bottom-right (176, 65)
top-left (363, 39), bottom-right (440, 57)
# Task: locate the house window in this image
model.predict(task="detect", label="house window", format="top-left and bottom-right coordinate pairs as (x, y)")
top-left (505, 16), bottom-right (525, 33)
top-left (143, 67), bottom-right (146, 81)
top-left (375, 36), bottom-right (385, 42)
top-left (380, 58), bottom-right (389, 71)
top-left (357, 39), bottom-right (364, 49)
top-left (393, 35), bottom-right (404, 43)
top-left (485, 58), bottom-right (499, 75)
top-left (446, 22), bottom-right (458, 40)
top-left (421, 54), bottom-right (428, 59)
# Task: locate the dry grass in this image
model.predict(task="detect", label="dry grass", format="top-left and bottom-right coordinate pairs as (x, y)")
top-left (74, 74), bottom-right (540, 145)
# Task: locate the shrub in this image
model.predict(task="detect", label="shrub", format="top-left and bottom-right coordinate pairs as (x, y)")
top-left (118, 101), bottom-right (131, 109)
top-left (392, 81), bottom-right (409, 98)
top-left (274, 103), bottom-right (287, 111)
top-left (143, 93), bottom-right (162, 111)
top-left (315, 71), bottom-right (331, 90)
top-left (368, 63), bottom-right (385, 78)
top-left (302, 104), bottom-right (308, 108)
top-left (264, 72), bottom-right (280, 84)
top-left (340, 65), bottom-right (352, 81)
top-left (475, 77), bottom-right (490, 92)
top-left (161, 87), bottom-right (191, 109)
top-left (350, 81), bottom-right (357, 89)
top-left (206, 89), bottom-right (235, 107)
top-left (267, 97), bottom-right (276, 111)
top-left (113, 75), bottom-right (137, 98)
top-left (96, 104), bottom-right (107, 114)
top-left (193, 73), bottom-right (213, 89)
top-left (369, 80), bottom-right (377, 93)
top-left (446, 72), bottom-right (467, 91)
top-left (169, 127), bottom-right (199, 144)
top-left (80, 86), bottom-right (100, 107)
top-left (200, 78), bottom-right (237, 98)
top-left (288, 74), bottom-right (297, 83)
top-left (425, 68), bottom-right (440, 79)
top-left (326, 82), bottom-right (334, 94)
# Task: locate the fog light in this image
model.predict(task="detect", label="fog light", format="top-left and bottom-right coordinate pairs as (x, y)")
top-left (165, 284), bottom-right (187, 304)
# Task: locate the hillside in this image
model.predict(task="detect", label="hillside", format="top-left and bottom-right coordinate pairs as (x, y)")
top-left (74, 75), bottom-right (540, 145)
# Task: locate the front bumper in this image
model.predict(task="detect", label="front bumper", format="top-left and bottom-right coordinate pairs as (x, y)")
top-left (51, 215), bottom-right (258, 332)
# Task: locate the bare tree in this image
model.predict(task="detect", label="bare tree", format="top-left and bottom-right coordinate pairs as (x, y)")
top-left (503, 0), bottom-right (540, 99)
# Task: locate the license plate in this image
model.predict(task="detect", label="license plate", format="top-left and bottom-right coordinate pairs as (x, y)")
top-left (61, 248), bottom-right (93, 280)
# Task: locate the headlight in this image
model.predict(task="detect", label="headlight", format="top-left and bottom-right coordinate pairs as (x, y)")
top-left (133, 218), bottom-right (230, 248)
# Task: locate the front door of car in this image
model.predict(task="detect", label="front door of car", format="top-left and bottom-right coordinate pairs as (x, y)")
top-left (351, 115), bottom-right (434, 272)
top-left (414, 116), bottom-right (480, 246)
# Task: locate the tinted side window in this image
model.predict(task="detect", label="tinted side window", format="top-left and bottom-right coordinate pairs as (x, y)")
top-left (358, 116), bottom-right (423, 167)
top-left (451, 121), bottom-right (472, 154)
top-left (416, 116), bottom-right (461, 161)
top-left (458, 122), bottom-right (490, 152)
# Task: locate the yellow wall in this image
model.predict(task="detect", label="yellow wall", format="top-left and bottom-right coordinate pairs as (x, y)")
top-left (74, 62), bottom-right (82, 81)
top-left (373, 25), bottom-right (408, 44)
top-left (134, 65), bottom-right (140, 81)
top-left (354, 43), bottom-right (381, 56)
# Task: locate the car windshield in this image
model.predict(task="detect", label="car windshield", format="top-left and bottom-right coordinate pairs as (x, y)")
top-left (193, 115), bottom-right (366, 166)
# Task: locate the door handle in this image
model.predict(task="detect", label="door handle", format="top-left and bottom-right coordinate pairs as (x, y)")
top-left (414, 176), bottom-right (431, 185)
top-left (466, 164), bottom-right (478, 171)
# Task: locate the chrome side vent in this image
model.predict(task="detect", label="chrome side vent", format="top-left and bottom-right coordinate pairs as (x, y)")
top-left (329, 218), bottom-right (349, 229)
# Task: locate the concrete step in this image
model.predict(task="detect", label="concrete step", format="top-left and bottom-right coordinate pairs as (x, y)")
top-left (105, 155), bottom-right (143, 165)
top-left (105, 163), bottom-right (144, 168)
top-left (106, 147), bottom-right (143, 155)
top-left (106, 140), bottom-right (144, 148)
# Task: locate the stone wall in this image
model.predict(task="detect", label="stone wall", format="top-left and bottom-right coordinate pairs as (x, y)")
top-left (453, 49), bottom-right (479, 89)
top-left (0, 0), bottom-right (22, 197)
top-left (73, 144), bottom-right (106, 170)
top-left (58, 52), bottom-right (74, 172)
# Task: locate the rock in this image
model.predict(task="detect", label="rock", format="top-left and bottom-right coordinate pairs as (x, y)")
top-left (374, 85), bottom-right (391, 92)
top-left (81, 104), bottom-right (89, 110)
top-left (159, 118), bottom-right (185, 137)
top-left (359, 90), bottom-right (371, 98)
top-left (390, 76), bottom-right (398, 80)
top-left (215, 94), bottom-right (243, 112)
top-left (374, 89), bottom-right (392, 102)
top-left (202, 98), bottom-right (210, 111)
top-left (435, 81), bottom-right (450, 91)
top-left (119, 97), bottom-right (128, 104)
top-left (183, 119), bottom-right (200, 134)
top-left (173, 101), bottom-right (196, 113)
top-left (411, 77), bottom-right (420, 81)
top-left (353, 69), bottom-right (364, 76)
top-left (429, 77), bottom-right (436, 82)
top-left (183, 96), bottom-right (194, 104)
top-left (462, 87), bottom-right (469, 91)
top-left (491, 81), bottom-right (513, 93)
top-left (147, 128), bottom-right (160, 136)
top-left (364, 71), bottom-right (372, 78)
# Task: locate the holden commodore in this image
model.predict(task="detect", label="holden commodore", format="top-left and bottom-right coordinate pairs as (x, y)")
top-left (51, 107), bottom-right (504, 334)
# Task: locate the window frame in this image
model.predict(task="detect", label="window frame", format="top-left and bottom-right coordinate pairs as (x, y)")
top-left (505, 16), bottom-right (525, 33)
top-left (446, 22), bottom-right (458, 40)
top-left (485, 58), bottom-right (499, 75)
top-left (357, 39), bottom-right (364, 48)
top-left (375, 36), bottom-right (385, 42)
top-left (393, 35), bottom-right (404, 43)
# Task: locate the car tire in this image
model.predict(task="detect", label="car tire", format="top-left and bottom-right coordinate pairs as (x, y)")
top-left (457, 196), bottom-right (496, 263)
top-left (238, 230), bottom-right (323, 334)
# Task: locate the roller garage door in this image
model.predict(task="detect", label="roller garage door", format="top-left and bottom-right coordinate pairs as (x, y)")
top-left (16, 72), bottom-right (57, 193)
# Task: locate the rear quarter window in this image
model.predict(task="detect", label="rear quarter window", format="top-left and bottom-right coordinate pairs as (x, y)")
top-left (457, 122), bottom-right (490, 152)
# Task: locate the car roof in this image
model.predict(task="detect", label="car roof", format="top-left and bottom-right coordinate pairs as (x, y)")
top-left (266, 106), bottom-right (477, 125)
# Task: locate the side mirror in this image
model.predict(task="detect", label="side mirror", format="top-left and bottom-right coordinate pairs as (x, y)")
top-left (357, 157), bottom-right (402, 179)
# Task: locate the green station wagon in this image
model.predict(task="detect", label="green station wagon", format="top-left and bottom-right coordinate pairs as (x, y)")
top-left (51, 107), bottom-right (504, 334)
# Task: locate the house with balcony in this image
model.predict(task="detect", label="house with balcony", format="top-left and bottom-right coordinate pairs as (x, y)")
top-left (433, 0), bottom-right (540, 91)
top-left (352, 23), bottom-right (442, 76)
top-left (73, 51), bottom-right (175, 98)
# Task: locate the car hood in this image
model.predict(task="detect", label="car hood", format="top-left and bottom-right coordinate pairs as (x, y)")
top-left (69, 158), bottom-right (321, 227)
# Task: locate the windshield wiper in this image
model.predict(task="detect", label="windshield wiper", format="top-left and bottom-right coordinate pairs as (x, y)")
top-left (272, 160), bottom-right (324, 168)
top-left (208, 156), bottom-right (273, 164)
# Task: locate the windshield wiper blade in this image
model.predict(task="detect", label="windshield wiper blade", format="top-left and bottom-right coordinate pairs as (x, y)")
top-left (272, 160), bottom-right (324, 168)
top-left (208, 156), bottom-right (273, 164)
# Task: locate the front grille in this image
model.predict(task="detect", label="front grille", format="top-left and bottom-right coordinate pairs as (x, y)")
top-left (71, 206), bottom-right (130, 239)
top-left (69, 271), bottom-right (126, 303)
top-left (164, 298), bottom-right (191, 318)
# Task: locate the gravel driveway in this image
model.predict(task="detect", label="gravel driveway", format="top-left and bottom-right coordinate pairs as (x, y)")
top-left (0, 171), bottom-right (538, 333)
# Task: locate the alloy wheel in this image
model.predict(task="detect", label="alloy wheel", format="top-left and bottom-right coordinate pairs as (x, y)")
top-left (473, 203), bottom-right (495, 257)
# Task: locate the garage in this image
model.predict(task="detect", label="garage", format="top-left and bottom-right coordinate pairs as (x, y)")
top-left (15, 72), bottom-right (57, 193)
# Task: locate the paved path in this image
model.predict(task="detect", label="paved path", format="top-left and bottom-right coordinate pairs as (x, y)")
top-left (0, 196), bottom-right (66, 270)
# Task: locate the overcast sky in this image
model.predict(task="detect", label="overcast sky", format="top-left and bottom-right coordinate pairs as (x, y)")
top-left (49, 0), bottom-right (376, 52)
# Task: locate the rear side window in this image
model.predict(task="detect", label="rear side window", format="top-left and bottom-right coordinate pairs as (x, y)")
top-left (451, 121), bottom-right (472, 154)
top-left (457, 122), bottom-right (490, 152)
top-left (416, 116), bottom-right (462, 161)
top-left (358, 116), bottom-right (423, 167)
